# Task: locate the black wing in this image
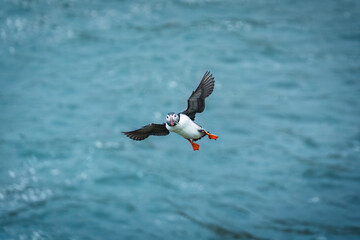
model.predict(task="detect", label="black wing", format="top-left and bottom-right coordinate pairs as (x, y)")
top-left (182, 71), bottom-right (215, 120)
top-left (122, 123), bottom-right (169, 141)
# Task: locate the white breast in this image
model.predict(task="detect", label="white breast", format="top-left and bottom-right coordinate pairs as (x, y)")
top-left (166, 114), bottom-right (203, 140)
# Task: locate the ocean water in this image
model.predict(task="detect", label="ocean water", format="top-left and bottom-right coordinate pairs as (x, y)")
top-left (1, 0), bottom-right (360, 239)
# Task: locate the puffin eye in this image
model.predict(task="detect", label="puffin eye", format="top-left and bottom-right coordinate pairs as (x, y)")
top-left (173, 114), bottom-right (176, 118)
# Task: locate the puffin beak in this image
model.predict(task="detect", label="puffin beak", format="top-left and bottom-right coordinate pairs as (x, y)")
top-left (170, 116), bottom-right (173, 126)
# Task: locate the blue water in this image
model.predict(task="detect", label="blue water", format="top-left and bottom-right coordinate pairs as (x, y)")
top-left (1, 0), bottom-right (360, 239)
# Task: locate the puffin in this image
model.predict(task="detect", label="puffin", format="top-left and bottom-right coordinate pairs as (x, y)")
top-left (123, 71), bottom-right (218, 151)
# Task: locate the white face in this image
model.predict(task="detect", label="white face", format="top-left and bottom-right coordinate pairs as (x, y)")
top-left (166, 113), bottom-right (179, 126)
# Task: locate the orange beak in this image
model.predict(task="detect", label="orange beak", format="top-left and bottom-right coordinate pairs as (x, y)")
top-left (170, 117), bottom-right (173, 126)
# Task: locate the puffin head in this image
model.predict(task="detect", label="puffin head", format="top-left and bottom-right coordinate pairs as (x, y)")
top-left (166, 112), bottom-right (180, 127)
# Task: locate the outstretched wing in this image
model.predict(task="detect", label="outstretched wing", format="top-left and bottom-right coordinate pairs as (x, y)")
top-left (122, 123), bottom-right (169, 141)
top-left (182, 71), bottom-right (215, 120)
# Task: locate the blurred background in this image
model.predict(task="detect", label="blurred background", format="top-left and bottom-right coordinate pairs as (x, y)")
top-left (1, 0), bottom-right (360, 239)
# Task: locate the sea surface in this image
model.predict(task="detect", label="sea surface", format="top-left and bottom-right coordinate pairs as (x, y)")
top-left (1, 0), bottom-right (360, 239)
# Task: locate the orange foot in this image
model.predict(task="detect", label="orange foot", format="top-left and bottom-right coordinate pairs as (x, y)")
top-left (203, 130), bottom-right (218, 140)
top-left (187, 139), bottom-right (200, 151)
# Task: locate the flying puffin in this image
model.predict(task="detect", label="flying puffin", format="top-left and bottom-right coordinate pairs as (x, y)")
top-left (123, 71), bottom-right (218, 151)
